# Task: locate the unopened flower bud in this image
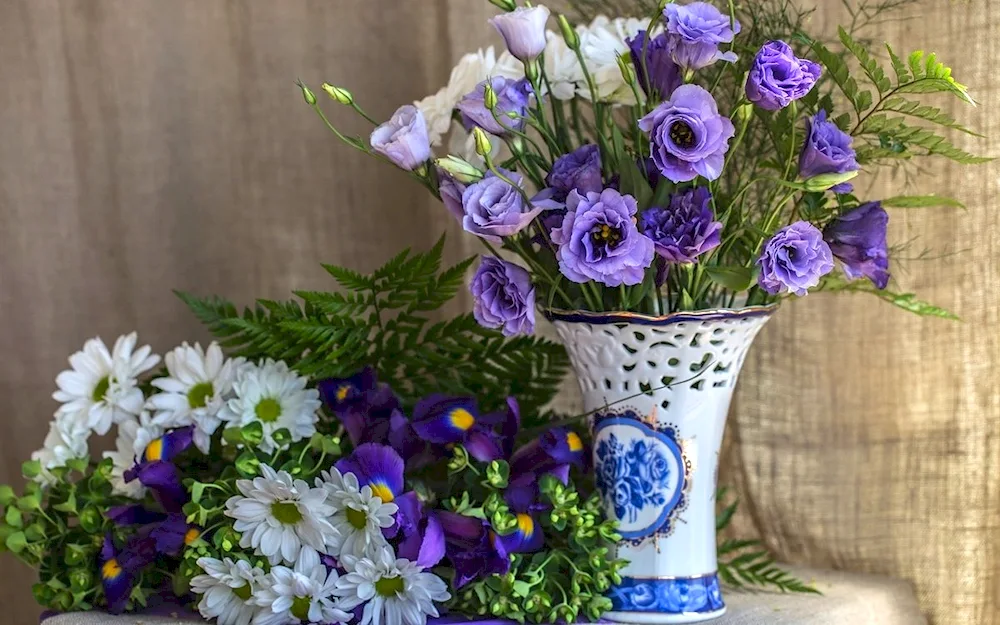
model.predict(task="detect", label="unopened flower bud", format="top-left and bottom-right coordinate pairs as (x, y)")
top-left (802, 170), bottom-right (859, 192)
top-left (483, 83), bottom-right (499, 111)
top-left (472, 127), bottom-right (494, 158)
top-left (298, 82), bottom-right (316, 106)
top-left (321, 83), bottom-right (353, 105)
top-left (617, 53), bottom-right (636, 84)
top-left (736, 101), bottom-right (754, 123)
top-left (434, 155), bottom-right (484, 183)
top-left (557, 14), bottom-right (580, 51)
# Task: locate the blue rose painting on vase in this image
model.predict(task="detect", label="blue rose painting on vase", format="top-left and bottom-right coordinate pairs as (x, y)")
top-left (595, 433), bottom-right (672, 525)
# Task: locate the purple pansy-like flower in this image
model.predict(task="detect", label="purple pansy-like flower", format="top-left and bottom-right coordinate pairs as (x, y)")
top-left (663, 2), bottom-right (741, 71)
top-left (410, 395), bottom-right (504, 462)
top-left (545, 144), bottom-right (604, 203)
top-left (461, 170), bottom-right (551, 243)
top-left (489, 5), bottom-right (550, 62)
top-left (551, 188), bottom-right (655, 287)
top-left (458, 77), bottom-right (533, 136)
top-left (823, 201), bottom-right (890, 289)
top-left (641, 187), bottom-right (722, 262)
top-left (369, 105), bottom-right (431, 171)
top-left (639, 85), bottom-right (735, 183)
top-left (437, 511), bottom-right (510, 588)
top-left (335, 443), bottom-right (406, 504)
top-left (799, 110), bottom-right (859, 193)
top-left (756, 221), bottom-right (834, 296)
top-left (470, 256), bottom-right (536, 337)
top-left (627, 30), bottom-right (683, 99)
top-left (746, 40), bottom-right (822, 111)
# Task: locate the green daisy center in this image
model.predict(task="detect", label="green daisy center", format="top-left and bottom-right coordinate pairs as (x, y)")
top-left (291, 595), bottom-right (311, 621)
top-left (375, 575), bottom-right (404, 598)
top-left (345, 506), bottom-right (368, 530)
top-left (187, 382), bottom-right (215, 409)
top-left (255, 397), bottom-right (282, 423)
top-left (232, 583), bottom-right (253, 601)
top-left (270, 501), bottom-right (303, 525)
top-left (92, 376), bottom-right (110, 402)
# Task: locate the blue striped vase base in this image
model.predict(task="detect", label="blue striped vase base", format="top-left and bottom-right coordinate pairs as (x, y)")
top-left (604, 574), bottom-right (726, 624)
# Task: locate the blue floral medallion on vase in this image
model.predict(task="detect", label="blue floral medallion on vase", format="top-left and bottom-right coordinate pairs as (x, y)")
top-left (609, 574), bottom-right (724, 614)
top-left (593, 415), bottom-right (684, 539)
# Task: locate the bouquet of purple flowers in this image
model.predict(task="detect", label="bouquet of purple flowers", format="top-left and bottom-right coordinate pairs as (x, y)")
top-left (302, 0), bottom-right (987, 334)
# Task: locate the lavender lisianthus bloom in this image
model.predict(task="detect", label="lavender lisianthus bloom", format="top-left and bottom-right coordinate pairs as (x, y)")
top-left (638, 84), bottom-right (735, 183)
top-left (823, 201), bottom-right (890, 289)
top-left (489, 5), bottom-right (550, 62)
top-left (756, 221), bottom-right (834, 296)
top-left (551, 188), bottom-right (656, 287)
top-left (640, 187), bottom-right (722, 262)
top-left (470, 256), bottom-right (536, 336)
top-left (438, 171), bottom-right (467, 222)
top-left (799, 110), bottom-right (859, 193)
top-left (369, 105), bottom-right (431, 171)
top-left (627, 30), bottom-right (682, 98)
top-left (663, 2), bottom-right (741, 71)
top-left (462, 169), bottom-right (548, 243)
top-left (545, 144), bottom-right (604, 202)
top-left (458, 77), bottom-right (533, 136)
top-left (745, 40), bottom-right (822, 111)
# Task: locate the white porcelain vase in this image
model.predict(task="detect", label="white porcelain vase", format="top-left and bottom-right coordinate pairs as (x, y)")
top-left (549, 306), bottom-right (776, 624)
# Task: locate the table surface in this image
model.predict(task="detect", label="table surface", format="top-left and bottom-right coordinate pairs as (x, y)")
top-left (41, 567), bottom-right (927, 625)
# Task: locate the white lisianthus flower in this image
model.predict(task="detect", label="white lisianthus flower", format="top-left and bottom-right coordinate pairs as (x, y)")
top-left (319, 468), bottom-right (397, 560)
top-left (104, 411), bottom-right (164, 498)
top-left (148, 341), bottom-right (243, 454)
top-left (335, 546), bottom-right (451, 625)
top-left (578, 16), bottom-right (658, 104)
top-left (191, 557), bottom-right (266, 625)
top-left (218, 359), bottom-right (319, 453)
top-left (31, 416), bottom-right (90, 485)
top-left (225, 464), bottom-right (338, 566)
top-left (253, 548), bottom-right (350, 625)
top-left (52, 333), bottom-right (160, 436)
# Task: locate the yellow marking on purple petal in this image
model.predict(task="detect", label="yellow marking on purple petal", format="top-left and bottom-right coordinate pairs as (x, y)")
top-left (184, 527), bottom-right (201, 545)
top-left (370, 481), bottom-right (394, 503)
top-left (566, 431), bottom-right (583, 452)
top-left (450, 408), bottom-right (475, 431)
top-left (516, 513), bottom-right (535, 537)
top-left (336, 385), bottom-right (351, 402)
top-left (144, 438), bottom-right (164, 462)
top-left (102, 558), bottom-right (122, 580)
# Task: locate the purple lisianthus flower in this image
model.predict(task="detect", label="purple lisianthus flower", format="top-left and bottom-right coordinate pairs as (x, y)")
top-left (438, 171), bottom-right (467, 222)
top-left (369, 105), bottom-right (431, 171)
top-left (823, 201), bottom-right (890, 289)
top-left (489, 5), bottom-right (550, 62)
top-left (639, 84), bottom-right (735, 183)
top-left (470, 257), bottom-right (536, 337)
top-left (462, 170), bottom-right (547, 243)
top-left (799, 110), bottom-right (859, 193)
top-left (641, 187), bottom-right (722, 262)
top-left (410, 395), bottom-right (504, 462)
top-left (663, 2), bottom-right (741, 71)
top-left (756, 221), bottom-right (834, 296)
top-left (746, 40), bottom-right (822, 111)
top-left (627, 30), bottom-right (682, 99)
top-left (458, 77), bottom-right (533, 136)
top-left (335, 443), bottom-right (406, 504)
top-left (317, 368), bottom-right (401, 448)
top-left (437, 511), bottom-right (510, 588)
top-left (551, 188), bottom-right (655, 287)
top-left (545, 144), bottom-right (604, 203)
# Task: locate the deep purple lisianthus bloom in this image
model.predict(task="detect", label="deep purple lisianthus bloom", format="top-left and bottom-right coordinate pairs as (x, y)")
top-left (551, 188), bottom-right (655, 286)
top-left (470, 257), bottom-right (536, 337)
top-left (369, 105), bottom-right (431, 171)
top-left (756, 221), bottom-right (834, 296)
top-left (746, 40), bottom-right (822, 111)
top-left (641, 187), bottom-right (722, 262)
top-left (545, 144), bottom-right (604, 203)
top-left (799, 110), bottom-right (859, 193)
top-left (663, 2), bottom-right (741, 71)
top-left (410, 395), bottom-right (505, 462)
top-left (438, 172), bottom-right (467, 222)
top-left (335, 443), bottom-right (406, 504)
top-left (394, 492), bottom-right (446, 568)
top-left (489, 5), bottom-right (550, 62)
top-left (458, 77), bottom-right (533, 136)
top-left (318, 368), bottom-right (401, 448)
top-left (461, 170), bottom-right (549, 243)
top-left (639, 84), bottom-right (735, 183)
top-left (437, 511), bottom-right (510, 588)
top-left (627, 30), bottom-right (683, 99)
top-left (823, 201), bottom-right (890, 289)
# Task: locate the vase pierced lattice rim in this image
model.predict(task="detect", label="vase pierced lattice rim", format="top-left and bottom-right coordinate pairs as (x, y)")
top-left (542, 303), bottom-right (779, 326)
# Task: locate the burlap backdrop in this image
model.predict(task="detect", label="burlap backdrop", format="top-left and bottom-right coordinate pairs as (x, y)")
top-left (0, 1), bottom-right (996, 623)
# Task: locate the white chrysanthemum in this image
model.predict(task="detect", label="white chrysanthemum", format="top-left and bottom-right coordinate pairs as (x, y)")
top-left (542, 31), bottom-right (584, 101)
top-left (148, 341), bottom-right (242, 454)
top-left (578, 16), bottom-right (658, 104)
top-left (319, 468), bottom-right (397, 560)
top-left (253, 548), bottom-right (350, 625)
top-left (191, 557), bottom-right (266, 625)
top-left (335, 546), bottom-right (450, 625)
top-left (31, 416), bottom-right (90, 485)
top-left (225, 464), bottom-right (338, 566)
top-left (52, 333), bottom-right (160, 436)
top-left (219, 359), bottom-right (319, 453)
top-left (104, 411), bottom-right (164, 498)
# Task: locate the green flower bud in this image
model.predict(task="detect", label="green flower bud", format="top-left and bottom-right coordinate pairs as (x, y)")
top-left (557, 15), bottom-right (580, 51)
top-left (69, 568), bottom-right (92, 592)
top-left (524, 58), bottom-right (540, 83)
top-left (54, 590), bottom-right (74, 611)
top-left (736, 101), bottom-right (754, 123)
top-left (472, 127), bottom-right (494, 158)
top-left (32, 582), bottom-right (54, 606)
top-left (299, 82), bottom-right (317, 106)
top-left (802, 170), bottom-right (859, 192)
top-left (272, 428), bottom-right (292, 447)
top-left (321, 83), bottom-right (354, 105)
top-left (616, 53), bottom-right (636, 84)
top-left (485, 460), bottom-right (510, 488)
top-left (434, 156), bottom-right (484, 184)
top-left (447, 445), bottom-right (470, 473)
top-left (235, 450), bottom-right (260, 477)
top-left (79, 506), bottom-right (103, 533)
top-left (483, 83), bottom-right (499, 111)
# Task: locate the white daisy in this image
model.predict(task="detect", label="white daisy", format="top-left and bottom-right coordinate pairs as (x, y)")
top-left (191, 557), bottom-right (266, 625)
top-left (225, 464), bottom-right (338, 566)
top-left (319, 468), bottom-right (397, 560)
top-left (335, 546), bottom-right (450, 625)
top-left (577, 16), bottom-right (658, 104)
top-left (542, 30), bottom-right (584, 101)
top-left (52, 333), bottom-right (160, 436)
top-left (103, 411), bottom-right (164, 498)
top-left (148, 341), bottom-right (242, 453)
top-left (252, 548), bottom-right (350, 625)
top-left (218, 359), bottom-right (320, 453)
top-left (31, 416), bottom-right (90, 485)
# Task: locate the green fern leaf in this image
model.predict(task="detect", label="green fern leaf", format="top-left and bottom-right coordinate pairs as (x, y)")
top-left (838, 27), bottom-right (891, 94)
top-left (881, 195), bottom-right (966, 209)
top-left (886, 44), bottom-right (910, 83)
top-left (879, 97), bottom-right (984, 136)
top-left (907, 50), bottom-right (925, 80)
top-left (812, 42), bottom-right (862, 115)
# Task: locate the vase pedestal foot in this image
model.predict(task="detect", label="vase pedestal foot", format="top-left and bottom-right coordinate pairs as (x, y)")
top-left (603, 607), bottom-right (727, 624)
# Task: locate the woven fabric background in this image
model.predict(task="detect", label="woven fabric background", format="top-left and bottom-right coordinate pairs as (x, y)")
top-left (0, 1), bottom-right (996, 624)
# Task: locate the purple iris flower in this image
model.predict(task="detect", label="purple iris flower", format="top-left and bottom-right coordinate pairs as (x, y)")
top-left (510, 427), bottom-right (586, 484)
top-left (640, 186), bottom-right (723, 262)
top-left (496, 473), bottom-right (546, 555)
top-left (458, 77), bottom-right (533, 136)
top-left (746, 40), bottom-right (822, 111)
top-left (335, 443), bottom-right (406, 505)
top-left (627, 30), bottom-right (682, 99)
top-left (545, 144), bottom-right (604, 203)
top-left (410, 395), bottom-right (504, 462)
top-left (318, 368), bottom-right (401, 447)
top-left (106, 505), bottom-right (166, 527)
top-left (123, 427), bottom-right (195, 513)
top-left (100, 535), bottom-right (143, 613)
top-left (393, 492), bottom-right (446, 568)
top-left (437, 511), bottom-right (511, 588)
top-left (823, 201), bottom-right (890, 289)
top-left (663, 2), bottom-right (741, 71)
top-left (756, 221), bottom-right (834, 296)
top-left (799, 110), bottom-right (859, 193)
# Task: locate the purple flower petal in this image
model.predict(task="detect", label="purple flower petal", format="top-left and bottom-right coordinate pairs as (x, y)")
top-left (411, 396), bottom-right (481, 444)
top-left (336, 443), bottom-right (405, 503)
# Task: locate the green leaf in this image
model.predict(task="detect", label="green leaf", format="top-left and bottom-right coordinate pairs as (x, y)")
top-left (5, 531), bottom-right (27, 553)
top-left (881, 195), bottom-right (965, 209)
top-left (885, 44), bottom-right (910, 84)
top-left (704, 266), bottom-right (754, 292)
top-left (5, 506), bottom-right (22, 528)
top-left (838, 27), bottom-right (892, 94)
top-left (872, 290), bottom-right (959, 319)
top-left (21, 460), bottom-right (41, 480)
top-left (0, 485), bottom-right (15, 507)
top-left (879, 97), bottom-right (983, 137)
top-left (616, 156), bottom-right (653, 209)
top-left (812, 41), bottom-right (861, 115)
